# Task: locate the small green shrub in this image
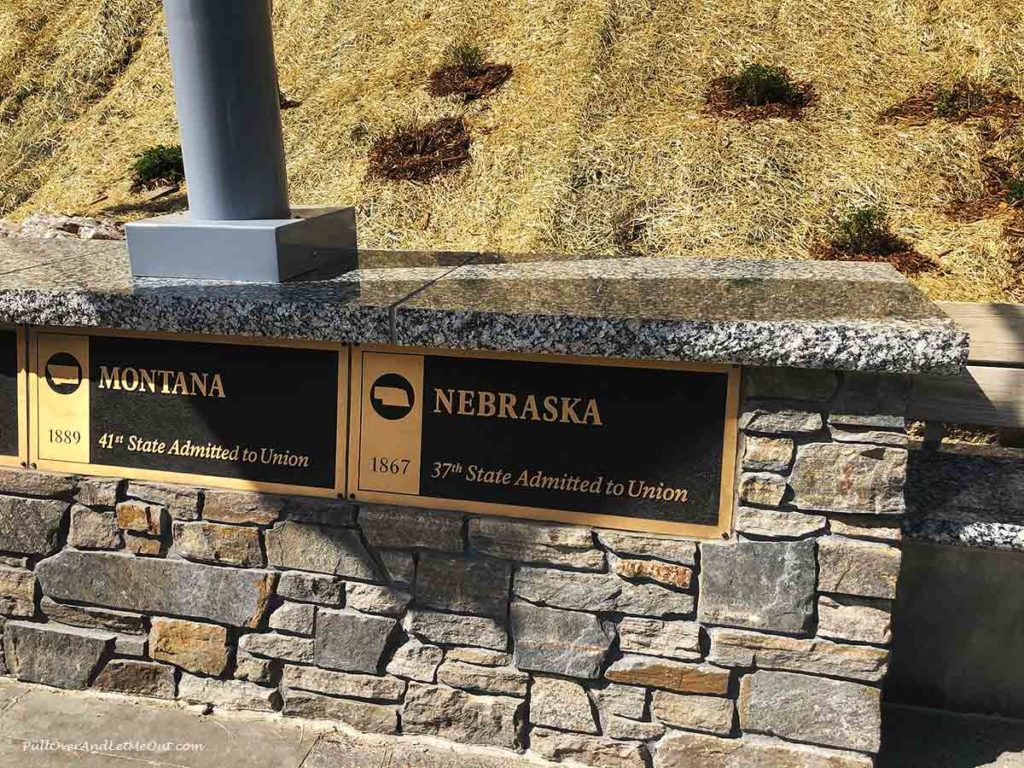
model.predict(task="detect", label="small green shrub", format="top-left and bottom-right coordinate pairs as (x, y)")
top-left (1007, 179), bottom-right (1024, 208)
top-left (444, 42), bottom-right (486, 76)
top-left (732, 63), bottom-right (802, 107)
top-left (820, 204), bottom-right (935, 274)
top-left (935, 79), bottom-right (992, 118)
top-left (429, 43), bottom-right (511, 101)
top-left (831, 205), bottom-right (906, 256)
top-left (130, 144), bottom-right (184, 192)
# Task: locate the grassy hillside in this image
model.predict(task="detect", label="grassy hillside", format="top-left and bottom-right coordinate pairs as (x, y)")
top-left (1, 0), bottom-right (1022, 302)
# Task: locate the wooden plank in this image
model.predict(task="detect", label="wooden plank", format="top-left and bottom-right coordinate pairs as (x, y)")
top-left (937, 302), bottom-right (1024, 366)
top-left (909, 365), bottom-right (1024, 429)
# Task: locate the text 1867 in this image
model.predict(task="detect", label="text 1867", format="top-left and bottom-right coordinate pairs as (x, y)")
top-left (370, 456), bottom-right (410, 475)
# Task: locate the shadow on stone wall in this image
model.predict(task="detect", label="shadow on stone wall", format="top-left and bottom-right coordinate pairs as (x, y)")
top-left (887, 447), bottom-right (1024, 719)
top-left (880, 704), bottom-right (1024, 768)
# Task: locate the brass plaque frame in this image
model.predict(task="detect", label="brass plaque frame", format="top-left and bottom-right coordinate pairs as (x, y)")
top-left (29, 327), bottom-right (348, 498)
top-left (0, 325), bottom-right (29, 468)
top-left (348, 344), bottom-right (740, 539)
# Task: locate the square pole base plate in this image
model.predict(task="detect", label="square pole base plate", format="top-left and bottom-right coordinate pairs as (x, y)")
top-left (125, 206), bottom-right (357, 282)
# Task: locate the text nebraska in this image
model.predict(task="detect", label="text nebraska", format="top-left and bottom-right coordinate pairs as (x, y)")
top-left (434, 388), bottom-right (602, 425)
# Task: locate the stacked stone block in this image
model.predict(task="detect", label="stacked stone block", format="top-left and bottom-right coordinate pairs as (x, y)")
top-left (0, 367), bottom-right (908, 767)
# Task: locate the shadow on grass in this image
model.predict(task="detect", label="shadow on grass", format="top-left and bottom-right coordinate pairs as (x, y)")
top-left (100, 192), bottom-right (188, 218)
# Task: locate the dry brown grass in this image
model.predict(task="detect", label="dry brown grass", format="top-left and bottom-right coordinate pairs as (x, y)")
top-left (543, 0), bottom-right (1024, 303)
top-left (0, 1), bottom-right (161, 213)
top-left (1, 0), bottom-right (1022, 302)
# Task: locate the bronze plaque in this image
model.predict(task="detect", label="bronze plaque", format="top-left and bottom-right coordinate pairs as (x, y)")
top-left (350, 346), bottom-right (738, 537)
top-left (0, 327), bottom-right (26, 466)
top-left (30, 329), bottom-right (347, 496)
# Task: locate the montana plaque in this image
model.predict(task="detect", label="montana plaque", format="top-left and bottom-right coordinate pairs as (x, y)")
top-left (30, 330), bottom-right (346, 496)
top-left (350, 346), bottom-right (738, 537)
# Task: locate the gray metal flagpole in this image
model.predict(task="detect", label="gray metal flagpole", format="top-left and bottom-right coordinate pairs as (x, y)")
top-left (125, 0), bottom-right (356, 282)
top-left (162, 0), bottom-right (290, 221)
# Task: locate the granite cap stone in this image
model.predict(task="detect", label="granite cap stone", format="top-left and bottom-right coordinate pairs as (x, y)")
top-left (393, 256), bottom-right (967, 374)
top-left (0, 240), bottom-right (467, 344)
top-left (0, 240), bottom-right (966, 374)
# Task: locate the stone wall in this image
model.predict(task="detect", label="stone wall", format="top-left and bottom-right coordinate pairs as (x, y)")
top-left (0, 368), bottom-right (908, 768)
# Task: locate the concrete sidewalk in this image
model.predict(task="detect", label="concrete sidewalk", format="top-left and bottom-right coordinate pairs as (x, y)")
top-left (0, 679), bottom-right (323, 768)
top-left (0, 678), bottom-right (558, 768)
top-left (1, 678), bottom-right (1023, 768)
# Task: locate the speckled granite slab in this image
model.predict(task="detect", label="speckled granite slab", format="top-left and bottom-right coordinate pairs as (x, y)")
top-left (0, 238), bottom-right (473, 343)
top-left (0, 239), bottom-right (966, 373)
top-left (394, 255), bottom-right (968, 374)
top-left (904, 447), bottom-right (1024, 550)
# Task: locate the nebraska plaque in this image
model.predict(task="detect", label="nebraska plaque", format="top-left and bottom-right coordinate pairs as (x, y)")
top-left (31, 330), bottom-right (346, 495)
top-left (350, 346), bottom-right (738, 537)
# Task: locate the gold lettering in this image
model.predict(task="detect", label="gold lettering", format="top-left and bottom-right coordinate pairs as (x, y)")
top-left (478, 391), bottom-right (496, 417)
top-left (431, 387), bottom-right (602, 426)
top-left (172, 372), bottom-right (188, 395)
top-left (190, 372), bottom-right (208, 397)
top-left (498, 392), bottom-right (516, 419)
top-left (98, 366), bottom-right (120, 390)
top-left (434, 388), bottom-right (455, 414)
top-left (96, 367), bottom-right (225, 398)
top-left (561, 397), bottom-right (583, 424)
top-left (542, 395), bottom-right (559, 422)
top-left (520, 395), bottom-right (540, 421)
top-left (121, 367), bottom-right (139, 391)
top-left (209, 373), bottom-right (225, 399)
